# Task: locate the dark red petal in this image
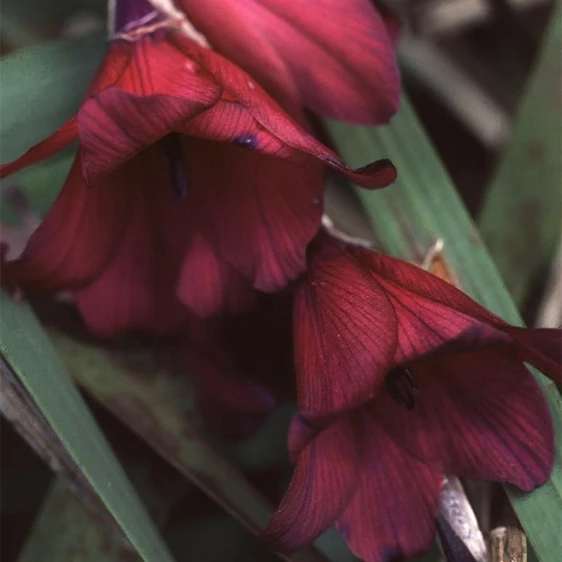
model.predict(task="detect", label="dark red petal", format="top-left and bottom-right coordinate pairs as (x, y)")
top-left (180, 0), bottom-right (400, 123)
top-left (75, 149), bottom-right (190, 337)
top-left (184, 345), bottom-right (276, 438)
top-left (183, 139), bottom-right (323, 291)
top-left (353, 249), bottom-right (507, 326)
top-left (86, 40), bottom-right (133, 94)
top-left (0, 118), bottom-right (78, 178)
top-left (375, 1), bottom-right (402, 43)
top-left (79, 88), bottom-right (218, 181)
top-left (174, 36), bottom-right (397, 190)
top-left (78, 39), bottom-right (220, 179)
top-left (336, 411), bottom-right (442, 562)
top-left (115, 35), bottom-right (217, 98)
top-left (4, 152), bottom-right (130, 293)
top-left (349, 249), bottom-right (511, 364)
top-left (287, 413), bottom-right (323, 463)
top-left (177, 230), bottom-right (257, 317)
top-left (506, 327), bottom-right (561, 383)
top-left (374, 349), bottom-right (555, 491)
top-left (293, 244), bottom-right (397, 415)
top-left (261, 419), bottom-right (360, 551)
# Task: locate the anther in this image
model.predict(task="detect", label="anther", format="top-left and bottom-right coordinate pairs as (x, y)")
top-left (386, 367), bottom-right (419, 410)
top-left (162, 134), bottom-right (188, 198)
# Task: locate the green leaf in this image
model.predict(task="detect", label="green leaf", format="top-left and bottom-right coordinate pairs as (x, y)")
top-left (324, 99), bottom-right (562, 562)
top-left (0, 293), bottom-right (175, 562)
top-left (478, 6), bottom-right (562, 305)
top-left (0, 34), bottom-right (105, 163)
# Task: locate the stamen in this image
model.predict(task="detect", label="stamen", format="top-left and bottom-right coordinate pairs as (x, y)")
top-left (146, 0), bottom-right (209, 46)
top-left (386, 367), bottom-right (419, 410)
top-left (162, 134), bottom-right (188, 198)
top-left (108, 0), bottom-right (209, 45)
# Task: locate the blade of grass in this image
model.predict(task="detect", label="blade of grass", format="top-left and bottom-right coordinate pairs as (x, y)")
top-left (324, 99), bottom-right (561, 562)
top-left (0, 34), bottom-right (104, 163)
top-left (0, 293), bottom-right (175, 562)
top-left (478, 6), bottom-right (562, 305)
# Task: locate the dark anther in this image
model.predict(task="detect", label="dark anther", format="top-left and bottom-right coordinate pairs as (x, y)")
top-left (162, 133), bottom-right (188, 198)
top-left (233, 134), bottom-right (257, 150)
top-left (386, 367), bottom-right (419, 410)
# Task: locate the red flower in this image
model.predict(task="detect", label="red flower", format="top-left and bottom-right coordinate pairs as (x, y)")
top-left (0, 0), bottom-right (398, 336)
top-left (261, 234), bottom-right (560, 560)
top-left (292, 236), bottom-right (560, 416)
top-left (183, 292), bottom-right (293, 438)
top-left (179, 0), bottom-right (401, 123)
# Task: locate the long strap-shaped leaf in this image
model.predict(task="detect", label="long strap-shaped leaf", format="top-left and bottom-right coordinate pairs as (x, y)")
top-left (0, 294), bottom-right (175, 562)
top-left (478, 6), bottom-right (562, 305)
top-left (324, 72), bottom-right (561, 562)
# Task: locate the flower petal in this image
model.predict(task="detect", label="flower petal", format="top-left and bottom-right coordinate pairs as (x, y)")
top-left (293, 241), bottom-right (397, 416)
top-left (180, 0), bottom-right (400, 123)
top-left (351, 248), bottom-right (511, 364)
top-left (353, 249), bottom-right (506, 326)
top-left (0, 118), bottom-right (78, 178)
top-left (4, 152), bottom-right (130, 293)
top-left (287, 413), bottom-right (324, 462)
top-left (75, 149), bottom-right (190, 337)
top-left (184, 344), bottom-right (276, 438)
top-left (174, 36), bottom-right (397, 190)
top-left (336, 411), bottom-right (442, 562)
top-left (78, 38), bottom-right (220, 179)
top-left (261, 419), bottom-right (360, 551)
top-left (182, 138), bottom-right (323, 291)
top-left (177, 230), bottom-right (257, 317)
top-left (373, 349), bottom-right (555, 491)
top-left (506, 327), bottom-right (561, 383)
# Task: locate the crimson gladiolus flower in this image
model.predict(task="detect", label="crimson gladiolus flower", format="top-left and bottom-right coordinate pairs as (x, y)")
top-left (178, 0), bottom-right (401, 123)
top-left (183, 291), bottom-right (293, 438)
top-left (262, 234), bottom-right (560, 561)
top-left (0, 0), bottom-right (398, 337)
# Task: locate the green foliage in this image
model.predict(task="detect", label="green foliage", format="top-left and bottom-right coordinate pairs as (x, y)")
top-left (0, 34), bottom-right (104, 163)
top-left (478, 6), bottom-right (562, 305)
